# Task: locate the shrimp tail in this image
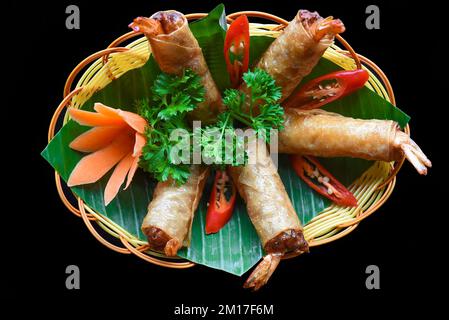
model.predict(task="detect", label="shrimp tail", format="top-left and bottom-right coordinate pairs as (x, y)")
top-left (129, 17), bottom-right (163, 36)
top-left (312, 17), bottom-right (345, 41)
top-left (394, 131), bottom-right (432, 175)
top-left (243, 254), bottom-right (282, 291)
top-left (164, 238), bottom-right (182, 257)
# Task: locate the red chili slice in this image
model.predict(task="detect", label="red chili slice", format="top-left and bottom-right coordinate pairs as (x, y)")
top-left (290, 155), bottom-right (358, 207)
top-left (283, 69), bottom-right (369, 109)
top-left (205, 170), bottom-right (237, 234)
top-left (224, 15), bottom-right (250, 88)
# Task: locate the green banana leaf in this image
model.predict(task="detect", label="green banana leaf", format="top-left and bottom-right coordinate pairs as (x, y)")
top-left (190, 4), bottom-right (230, 91)
top-left (41, 4), bottom-right (409, 276)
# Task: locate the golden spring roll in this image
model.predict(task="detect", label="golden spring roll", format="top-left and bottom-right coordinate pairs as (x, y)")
top-left (129, 12), bottom-right (217, 257)
top-left (229, 139), bottom-right (308, 290)
top-left (229, 139), bottom-right (308, 255)
top-left (129, 11), bottom-right (223, 122)
top-left (141, 166), bottom-right (209, 256)
top-left (245, 10), bottom-right (345, 103)
top-left (229, 143), bottom-right (306, 253)
top-left (279, 108), bottom-right (432, 174)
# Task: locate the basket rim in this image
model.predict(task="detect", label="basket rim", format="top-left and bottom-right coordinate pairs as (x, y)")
top-left (48, 10), bottom-right (408, 270)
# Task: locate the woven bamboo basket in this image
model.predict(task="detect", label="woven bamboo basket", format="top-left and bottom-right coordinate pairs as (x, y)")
top-left (48, 11), bottom-right (408, 269)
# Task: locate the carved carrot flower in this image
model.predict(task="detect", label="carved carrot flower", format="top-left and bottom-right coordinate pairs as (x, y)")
top-left (67, 103), bottom-right (147, 205)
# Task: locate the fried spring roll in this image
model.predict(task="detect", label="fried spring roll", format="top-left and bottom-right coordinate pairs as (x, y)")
top-left (141, 166), bottom-right (209, 256)
top-left (279, 108), bottom-right (432, 175)
top-left (248, 10), bottom-right (345, 102)
top-left (130, 11), bottom-right (223, 122)
top-left (229, 139), bottom-right (308, 290)
top-left (130, 11), bottom-right (218, 256)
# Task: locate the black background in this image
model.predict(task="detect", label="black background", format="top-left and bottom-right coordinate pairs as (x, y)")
top-left (10, 0), bottom-right (445, 315)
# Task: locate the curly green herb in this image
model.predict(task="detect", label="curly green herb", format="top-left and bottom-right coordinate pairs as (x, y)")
top-left (138, 69), bottom-right (205, 184)
top-left (137, 68), bottom-right (284, 184)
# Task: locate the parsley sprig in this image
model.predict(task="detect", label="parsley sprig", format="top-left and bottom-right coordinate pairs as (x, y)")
top-left (197, 68), bottom-right (284, 169)
top-left (199, 112), bottom-right (247, 168)
top-left (212, 68), bottom-right (284, 143)
top-left (138, 69), bottom-right (205, 184)
top-left (137, 68), bottom-right (284, 184)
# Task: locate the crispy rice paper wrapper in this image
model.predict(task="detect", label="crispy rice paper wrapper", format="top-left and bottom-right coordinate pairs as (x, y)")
top-left (229, 139), bottom-right (307, 254)
top-left (141, 165), bottom-right (209, 256)
top-left (279, 108), bottom-right (402, 161)
top-left (250, 10), bottom-right (343, 102)
top-left (130, 11), bottom-right (223, 122)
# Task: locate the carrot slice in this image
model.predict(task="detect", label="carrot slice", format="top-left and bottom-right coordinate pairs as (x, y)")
top-left (124, 155), bottom-right (139, 190)
top-left (104, 152), bottom-right (135, 205)
top-left (78, 103), bottom-right (148, 133)
top-left (133, 132), bottom-right (146, 156)
top-left (68, 108), bottom-right (125, 127)
top-left (118, 110), bottom-right (147, 134)
top-left (69, 127), bottom-right (124, 152)
top-left (67, 134), bottom-right (133, 187)
top-left (124, 133), bottom-right (146, 190)
top-left (94, 103), bottom-right (123, 120)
